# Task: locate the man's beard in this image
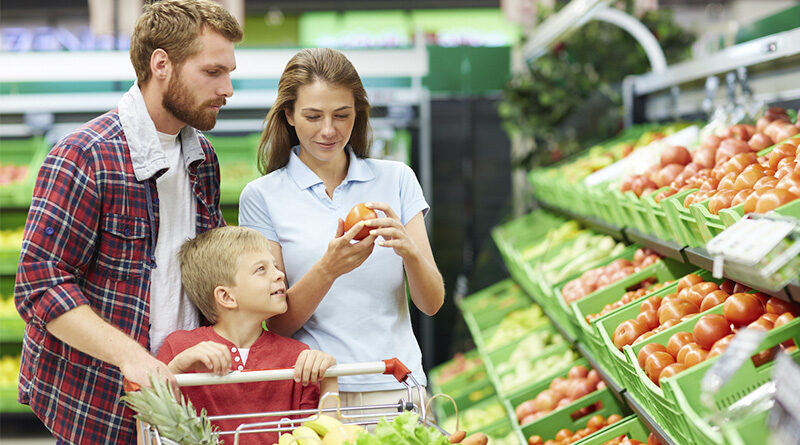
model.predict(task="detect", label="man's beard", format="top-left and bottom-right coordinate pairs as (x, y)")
top-left (162, 72), bottom-right (225, 132)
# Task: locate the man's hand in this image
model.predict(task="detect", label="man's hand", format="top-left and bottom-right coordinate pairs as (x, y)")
top-left (119, 350), bottom-right (177, 391)
top-left (293, 349), bottom-right (336, 386)
top-left (167, 341), bottom-right (232, 375)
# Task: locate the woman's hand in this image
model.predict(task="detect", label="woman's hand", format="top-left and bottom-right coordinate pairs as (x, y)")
top-left (319, 219), bottom-right (378, 279)
top-left (363, 202), bottom-right (419, 260)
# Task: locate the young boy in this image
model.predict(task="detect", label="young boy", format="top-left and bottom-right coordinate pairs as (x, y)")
top-left (157, 226), bottom-right (337, 444)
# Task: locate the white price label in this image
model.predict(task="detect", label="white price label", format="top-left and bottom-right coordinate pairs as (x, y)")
top-left (707, 216), bottom-right (795, 266)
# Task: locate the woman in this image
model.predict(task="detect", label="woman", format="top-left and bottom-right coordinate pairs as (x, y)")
top-left (238, 48), bottom-right (444, 408)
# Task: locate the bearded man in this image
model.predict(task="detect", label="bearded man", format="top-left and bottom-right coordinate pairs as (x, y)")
top-left (13, 1), bottom-right (242, 443)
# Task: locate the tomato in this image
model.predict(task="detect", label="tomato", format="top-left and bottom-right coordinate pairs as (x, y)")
top-left (633, 331), bottom-right (656, 344)
top-left (731, 188), bottom-right (753, 207)
top-left (683, 347), bottom-right (709, 367)
top-left (528, 435), bottom-right (544, 445)
top-left (768, 143), bottom-right (797, 170)
top-left (658, 363), bottom-right (688, 384)
top-left (774, 312), bottom-right (796, 328)
top-left (755, 188), bottom-right (798, 213)
top-left (724, 293), bottom-right (765, 326)
top-left (640, 295), bottom-right (663, 313)
top-left (743, 187), bottom-right (770, 213)
top-left (777, 172), bottom-right (800, 196)
top-left (555, 428), bottom-right (573, 442)
top-left (586, 414), bottom-right (606, 431)
top-left (766, 297), bottom-right (799, 315)
top-left (607, 414), bottom-right (623, 425)
top-left (700, 290), bottom-right (730, 312)
top-left (645, 351), bottom-right (675, 384)
top-left (720, 280), bottom-right (736, 294)
top-left (648, 432), bottom-right (662, 445)
top-left (733, 166), bottom-right (765, 190)
top-left (753, 176), bottom-right (779, 190)
top-left (613, 319), bottom-right (648, 349)
top-left (708, 334), bottom-right (735, 358)
top-left (693, 314), bottom-right (732, 349)
top-left (666, 331), bottom-right (694, 359)
top-left (677, 274), bottom-right (703, 293)
top-left (343, 203), bottom-right (377, 240)
top-left (733, 283), bottom-right (752, 294)
top-left (677, 342), bottom-right (701, 363)
top-left (516, 399), bottom-right (537, 420)
top-left (638, 342), bottom-right (668, 368)
top-left (747, 317), bottom-right (774, 332)
top-left (658, 299), bottom-right (700, 325)
top-left (636, 310), bottom-right (660, 330)
top-left (568, 365), bottom-right (589, 379)
top-left (717, 172), bottom-right (738, 191)
top-left (752, 347), bottom-right (778, 367)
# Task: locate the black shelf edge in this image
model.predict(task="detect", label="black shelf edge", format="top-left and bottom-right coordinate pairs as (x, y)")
top-left (624, 392), bottom-right (680, 445)
top-left (623, 228), bottom-right (687, 263)
top-left (575, 342), bottom-right (625, 400)
top-left (684, 247), bottom-right (793, 301)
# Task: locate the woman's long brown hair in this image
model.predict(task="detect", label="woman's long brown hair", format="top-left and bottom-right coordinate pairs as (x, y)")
top-left (257, 48), bottom-right (372, 174)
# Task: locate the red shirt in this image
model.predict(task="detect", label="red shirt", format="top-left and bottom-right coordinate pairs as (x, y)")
top-left (157, 327), bottom-right (320, 444)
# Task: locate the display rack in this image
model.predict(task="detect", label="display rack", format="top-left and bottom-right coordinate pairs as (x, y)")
top-left (624, 27), bottom-right (800, 126)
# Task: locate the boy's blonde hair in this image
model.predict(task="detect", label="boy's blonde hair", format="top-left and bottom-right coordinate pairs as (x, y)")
top-left (130, 0), bottom-right (243, 84)
top-left (179, 226), bottom-right (272, 323)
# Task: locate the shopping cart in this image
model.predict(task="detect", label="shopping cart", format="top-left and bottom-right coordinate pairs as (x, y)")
top-left (133, 358), bottom-right (455, 445)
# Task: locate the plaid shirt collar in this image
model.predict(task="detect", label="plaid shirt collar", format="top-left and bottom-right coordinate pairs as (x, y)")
top-left (118, 82), bottom-right (206, 181)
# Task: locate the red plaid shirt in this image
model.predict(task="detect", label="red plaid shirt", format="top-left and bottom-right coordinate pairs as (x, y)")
top-left (15, 110), bottom-right (225, 444)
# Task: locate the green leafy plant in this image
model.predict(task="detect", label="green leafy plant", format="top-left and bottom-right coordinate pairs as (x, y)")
top-left (499, 4), bottom-right (695, 169)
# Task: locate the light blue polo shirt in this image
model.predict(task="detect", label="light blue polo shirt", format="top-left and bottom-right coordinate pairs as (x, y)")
top-left (238, 146), bottom-right (429, 391)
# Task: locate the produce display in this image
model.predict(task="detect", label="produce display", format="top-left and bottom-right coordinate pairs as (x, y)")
top-left (484, 306), bottom-right (549, 350)
top-left (0, 296), bottom-right (17, 318)
top-left (495, 330), bottom-right (565, 375)
top-left (585, 280), bottom-right (674, 322)
top-left (432, 352), bottom-right (486, 388)
top-left (441, 401), bottom-right (507, 433)
top-left (634, 293), bottom-right (799, 386)
top-left (498, 348), bottom-right (577, 394)
top-left (561, 248), bottom-right (662, 304)
top-left (0, 355), bottom-right (21, 388)
top-left (536, 233), bottom-right (627, 284)
top-left (513, 364), bottom-right (607, 426)
top-left (0, 163), bottom-right (29, 186)
top-left (526, 413), bottom-right (624, 445)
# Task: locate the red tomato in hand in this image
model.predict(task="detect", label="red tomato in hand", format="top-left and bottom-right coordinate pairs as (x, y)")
top-left (344, 203), bottom-right (377, 240)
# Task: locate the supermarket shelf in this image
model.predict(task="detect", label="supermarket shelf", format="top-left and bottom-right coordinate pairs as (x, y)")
top-left (537, 199), bottom-right (797, 304)
top-left (683, 247), bottom-right (793, 300)
top-left (0, 318), bottom-right (24, 343)
top-left (623, 392), bottom-right (679, 445)
top-left (623, 228), bottom-right (686, 263)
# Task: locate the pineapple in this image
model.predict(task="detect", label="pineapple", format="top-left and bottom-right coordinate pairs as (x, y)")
top-left (121, 374), bottom-right (220, 445)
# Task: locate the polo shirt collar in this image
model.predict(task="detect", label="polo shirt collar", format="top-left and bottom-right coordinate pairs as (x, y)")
top-left (286, 145), bottom-right (375, 190)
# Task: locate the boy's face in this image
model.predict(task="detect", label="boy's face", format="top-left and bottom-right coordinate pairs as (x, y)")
top-left (228, 247), bottom-right (287, 318)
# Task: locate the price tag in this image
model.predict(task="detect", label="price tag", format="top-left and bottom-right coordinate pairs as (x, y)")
top-left (769, 353), bottom-right (800, 445)
top-left (707, 216), bottom-right (794, 267)
top-left (701, 329), bottom-right (765, 409)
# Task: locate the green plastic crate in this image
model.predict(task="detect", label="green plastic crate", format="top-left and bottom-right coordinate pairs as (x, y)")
top-left (572, 415), bottom-right (650, 445)
top-left (550, 244), bottom-right (643, 337)
top-left (643, 186), bottom-right (680, 242)
top-left (429, 349), bottom-right (487, 397)
top-left (594, 269), bottom-right (718, 397)
top-left (720, 409), bottom-right (770, 445)
top-left (440, 396), bottom-right (511, 436)
top-left (571, 258), bottom-right (697, 373)
top-left (491, 342), bottom-right (578, 398)
top-left (512, 366), bottom-right (626, 443)
top-left (662, 317), bottom-right (800, 445)
top-left (619, 191), bottom-right (652, 235)
top-left (663, 187), bottom-right (704, 247)
top-left (433, 379), bottom-right (496, 421)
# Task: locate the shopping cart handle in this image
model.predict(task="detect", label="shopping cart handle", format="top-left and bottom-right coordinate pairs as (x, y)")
top-left (118, 359), bottom-right (416, 388)
top-left (382, 358), bottom-right (412, 383)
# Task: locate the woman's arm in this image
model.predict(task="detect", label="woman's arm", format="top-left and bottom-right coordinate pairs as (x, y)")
top-left (365, 205), bottom-right (444, 316)
top-left (266, 221), bottom-right (379, 337)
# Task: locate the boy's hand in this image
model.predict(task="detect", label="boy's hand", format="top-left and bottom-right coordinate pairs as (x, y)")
top-left (168, 341), bottom-right (232, 375)
top-left (294, 349), bottom-right (336, 386)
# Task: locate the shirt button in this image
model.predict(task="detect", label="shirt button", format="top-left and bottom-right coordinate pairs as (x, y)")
top-left (153, 198), bottom-right (159, 205)
top-left (124, 227), bottom-right (131, 236)
top-left (231, 347), bottom-right (237, 353)
top-left (45, 226), bottom-right (54, 236)
top-left (234, 356), bottom-right (240, 362)
top-left (237, 365), bottom-right (244, 371)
